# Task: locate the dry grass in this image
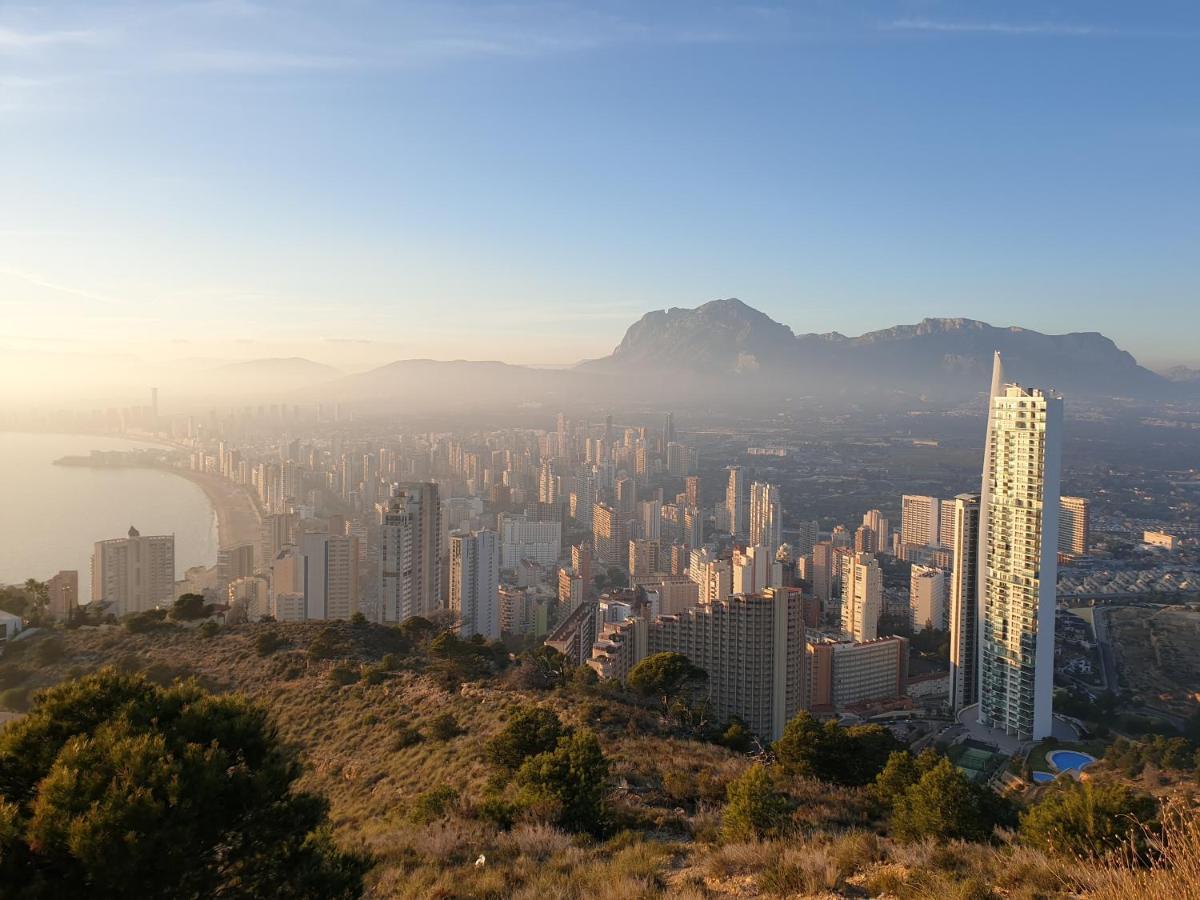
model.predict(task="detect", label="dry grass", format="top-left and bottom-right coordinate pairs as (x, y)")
top-left (1080, 798), bottom-right (1200, 899)
top-left (11, 623), bottom-right (1200, 900)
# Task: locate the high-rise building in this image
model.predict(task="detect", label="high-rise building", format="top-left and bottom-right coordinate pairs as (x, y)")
top-left (807, 636), bottom-right (909, 711)
top-left (587, 587), bottom-right (805, 741)
top-left (666, 442), bottom-right (691, 477)
top-left (450, 530), bottom-right (500, 639)
top-left (47, 570), bottom-right (79, 621)
top-left (978, 354), bottom-right (1063, 741)
top-left (300, 532), bottom-right (360, 620)
top-left (938, 499), bottom-right (957, 549)
top-left (749, 482), bottom-right (782, 554)
top-left (860, 510), bottom-right (889, 554)
top-left (840, 551), bottom-right (881, 642)
top-left (910, 566), bottom-right (947, 632)
top-left (217, 543), bottom-right (255, 582)
top-left (628, 538), bottom-right (662, 581)
top-left (684, 475), bottom-right (700, 509)
top-left (91, 526), bottom-right (175, 615)
top-left (498, 513), bottom-right (562, 568)
top-left (592, 502), bottom-right (626, 567)
top-left (638, 499), bottom-right (662, 541)
top-left (901, 495), bottom-right (940, 547)
top-left (732, 544), bottom-right (781, 595)
top-left (688, 547), bottom-right (731, 604)
top-left (399, 482), bottom-right (442, 615)
top-left (379, 484), bottom-right (442, 622)
top-left (948, 493), bottom-right (981, 715)
top-left (725, 466), bottom-right (746, 537)
top-left (811, 541), bottom-right (834, 606)
top-left (794, 520), bottom-right (819, 558)
top-left (1058, 496), bottom-right (1090, 558)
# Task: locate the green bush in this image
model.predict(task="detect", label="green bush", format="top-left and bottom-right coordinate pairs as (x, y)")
top-left (486, 706), bottom-right (566, 772)
top-left (0, 667), bottom-right (366, 896)
top-left (428, 712), bottom-right (463, 741)
top-left (408, 785), bottom-right (460, 824)
top-left (721, 763), bottom-right (791, 842)
top-left (513, 728), bottom-right (609, 835)
top-left (328, 664), bottom-right (360, 687)
top-left (254, 631), bottom-right (288, 656)
top-left (1020, 780), bottom-right (1157, 858)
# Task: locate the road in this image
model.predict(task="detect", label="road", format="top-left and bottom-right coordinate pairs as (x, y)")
top-left (1091, 605), bottom-right (1119, 696)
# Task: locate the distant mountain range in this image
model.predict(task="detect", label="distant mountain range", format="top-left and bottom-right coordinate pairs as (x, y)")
top-left (579, 298), bottom-right (1170, 400)
top-left (293, 299), bottom-right (1181, 410)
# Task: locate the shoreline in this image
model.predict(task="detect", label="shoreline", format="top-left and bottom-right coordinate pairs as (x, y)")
top-left (16, 430), bottom-right (262, 554)
top-left (161, 467), bottom-right (263, 552)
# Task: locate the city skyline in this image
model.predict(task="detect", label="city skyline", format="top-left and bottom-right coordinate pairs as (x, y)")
top-left (3, 1), bottom-right (1199, 376)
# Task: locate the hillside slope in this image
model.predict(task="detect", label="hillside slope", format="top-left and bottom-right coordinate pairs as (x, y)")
top-left (0, 622), bottom-right (1184, 898)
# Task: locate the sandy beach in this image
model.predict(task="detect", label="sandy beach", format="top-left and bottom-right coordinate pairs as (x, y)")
top-left (168, 468), bottom-right (262, 551)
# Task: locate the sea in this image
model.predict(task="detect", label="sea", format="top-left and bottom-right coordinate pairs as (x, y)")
top-left (0, 432), bottom-right (219, 600)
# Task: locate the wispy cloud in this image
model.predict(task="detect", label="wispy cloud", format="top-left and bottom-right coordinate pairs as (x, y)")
top-left (885, 19), bottom-right (1110, 38)
top-left (0, 26), bottom-right (108, 51)
top-left (164, 49), bottom-right (357, 73)
top-left (0, 266), bottom-right (119, 306)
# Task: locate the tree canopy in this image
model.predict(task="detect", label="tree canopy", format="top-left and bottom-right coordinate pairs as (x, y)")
top-left (513, 728), bottom-right (609, 835)
top-left (890, 758), bottom-right (1012, 843)
top-left (627, 651), bottom-right (707, 712)
top-left (721, 763), bottom-right (792, 842)
top-left (0, 668), bottom-right (366, 899)
top-left (486, 705), bottom-right (566, 772)
top-left (773, 712), bottom-right (902, 786)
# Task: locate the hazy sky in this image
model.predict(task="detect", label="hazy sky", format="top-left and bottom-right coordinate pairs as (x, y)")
top-left (2, 0), bottom-right (1198, 372)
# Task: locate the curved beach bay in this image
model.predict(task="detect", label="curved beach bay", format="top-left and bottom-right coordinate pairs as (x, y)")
top-left (0, 432), bottom-right (257, 599)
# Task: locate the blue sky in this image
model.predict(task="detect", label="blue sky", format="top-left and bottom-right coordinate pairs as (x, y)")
top-left (1, 0), bottom-right (1198, 371)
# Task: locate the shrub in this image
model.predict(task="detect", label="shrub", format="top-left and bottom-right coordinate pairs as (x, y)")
top-left (721, 763), bottom-right (791, 842)
top-left (513, 728), bottom-right (609, 835)
top-left (1020, 780), bottom-right (1157, 858)
top-left (254, 631), bottom-right (288, 656)
top-left (891, 758), bottom-right (1010, 843)
top-left (328, 664), bottom-right (360, 687)
top-left (408, 785), bottom-right (460, 824)
top-left (428, 712), bottom-right (463, 741)
top-left (198, 620), bottom-right (220, 639)
top-left (486, 706), bottom-right (566, 772)
top-left (122, 608), bottom-right (172, 634)
top-left (774, 711), bottom-right (901, 786)
top-left (168, 593), bottom-right (209, 621)
top-left (0, 668), bottom-right (367, 896)
top-left (392, 724), bottom-right (423, 751)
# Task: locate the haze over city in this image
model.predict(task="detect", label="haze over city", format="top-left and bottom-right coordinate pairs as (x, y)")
top-left (3, 0), bottom-right (1200, 403)
top-left (4, 3), bottom-right (1200, 898)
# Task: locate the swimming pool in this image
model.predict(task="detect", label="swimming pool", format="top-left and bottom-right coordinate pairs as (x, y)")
top-left (1031, 771), bottom-right (1056, 784)
top-left (1047, 750), bottom-right (1096, 775)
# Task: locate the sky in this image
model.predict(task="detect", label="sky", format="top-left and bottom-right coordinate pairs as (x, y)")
top-left (1, 0), bottom-right (1198, 380)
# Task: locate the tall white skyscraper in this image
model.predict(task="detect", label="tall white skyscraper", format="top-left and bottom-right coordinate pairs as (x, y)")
top-left (450, 530), bottom-right (500, 640)
top-left (380, 491), bottom-right (420, 623)
top-left (977, 353), bottom-right (1063, 741)
top-left (725, 466), bottom-right (746, 537)
top-left (948, 493), bottom-right (981, 715)
top-left (840, 551), bottom-right (882, 642)
top-left (91, 526), bottom-right (175, 615)
top-left (749, 481), bottom-right (782, 554)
